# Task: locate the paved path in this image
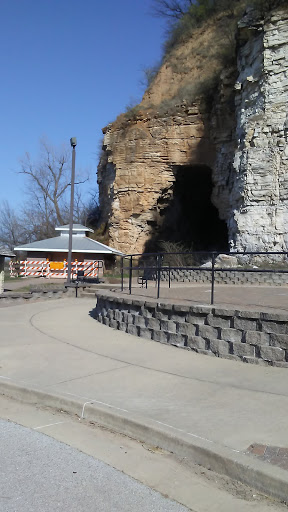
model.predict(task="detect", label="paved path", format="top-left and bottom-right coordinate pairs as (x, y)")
top-left (1, 297), bottom-right (288, 501)
top-left (5, 277), bottom-right (288, 313)
top-left (0, 419), bottom-right (187, 512)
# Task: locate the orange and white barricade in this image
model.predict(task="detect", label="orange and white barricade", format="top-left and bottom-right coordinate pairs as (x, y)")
top-left (79, 260), bottom-right (103, 278)
top-left (19, 260), bottom-right (48, 277)
top-left (10, 258), bottom-right (104, 279)
top-left (47, 260), bottom-right (67, 278)
top-left (9, 260), bottom-right (19, 277)
top-left (46, 259), bottom-right (104, 279)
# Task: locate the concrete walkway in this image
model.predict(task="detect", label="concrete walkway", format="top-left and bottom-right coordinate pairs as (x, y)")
top-left (1, 297), bottom-right (288, 502)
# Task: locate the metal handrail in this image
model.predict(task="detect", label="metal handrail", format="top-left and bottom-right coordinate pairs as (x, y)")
top-left (120, 250), bottom-right (288, 304)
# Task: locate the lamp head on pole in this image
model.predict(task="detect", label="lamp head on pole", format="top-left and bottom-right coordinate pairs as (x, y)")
top-left (70, 137), bottom-right (77, 147)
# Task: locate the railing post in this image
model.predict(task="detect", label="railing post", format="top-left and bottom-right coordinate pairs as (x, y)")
top-left (121, 256), bottom-right (124, 292)
top-left (211, 252), bottom-right (216, 305)
top-left (144, 259), bottom-right (148, 288)
top-left (157, 254), bottom-right (161, 299)
top-left (168, 262), bottom-right (171, 289)
top-left (129, 256), bottom-right (132, 295)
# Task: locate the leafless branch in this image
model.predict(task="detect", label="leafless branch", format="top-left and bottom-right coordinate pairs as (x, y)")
top-left (151, 0), bottom-right (194, 19)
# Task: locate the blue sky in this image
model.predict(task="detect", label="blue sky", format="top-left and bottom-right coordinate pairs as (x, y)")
top-left (0, 0), bottom-right (165, 207)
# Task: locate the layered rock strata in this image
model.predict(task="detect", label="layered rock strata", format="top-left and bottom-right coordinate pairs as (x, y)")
top-left (228, 7), bottom-right (288, 251)
top-left (98, 6), bottom-right (288, 255)
top-left (98, 109), bottom-right (214, 254)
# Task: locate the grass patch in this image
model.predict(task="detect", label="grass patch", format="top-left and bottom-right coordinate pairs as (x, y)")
top-left (4, 272), bottom-right (23, 282)
top-left (9, 286), bottom-right (31, 292)
top-left (156, 72), bottom-right (220, 116)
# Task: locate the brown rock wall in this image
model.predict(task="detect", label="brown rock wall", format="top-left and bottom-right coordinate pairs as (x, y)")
top-left (98, 6), bottom-right (288, 256)
top-left (98, 111), bottom-right (216, 254)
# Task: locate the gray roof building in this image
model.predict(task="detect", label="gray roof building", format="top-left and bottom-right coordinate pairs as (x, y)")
top-left (14, 224), bottom-right (122, 256)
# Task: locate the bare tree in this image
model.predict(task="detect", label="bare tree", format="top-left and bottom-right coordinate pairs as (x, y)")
top-left (21, 193), bottom-right (56, 241)
top-left (151, 0), bottom-right (240, 22)
top-left (19, 139), bottom-right (90, 237)
top-left (78, 189), bottom-right (100, 228)
top-left (0, 201), bottom-right (29, 250)
top-left (19, 139), bottom-right (73, 226)
top-left (151, 0), bottom-right (194, 19)
top-left (0, 140), bottom-right (98, 249)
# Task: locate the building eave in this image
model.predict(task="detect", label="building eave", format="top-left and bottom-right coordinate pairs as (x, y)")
top-left (13, 247), bottom-right (117, 254)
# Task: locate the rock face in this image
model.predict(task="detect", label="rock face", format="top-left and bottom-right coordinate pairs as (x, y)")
top-left (228, 7), bottom-right (288, 251)
top-left (98, 6), bottom-right (288, 255)
top-left (98, 109), bottom-right (217, 254)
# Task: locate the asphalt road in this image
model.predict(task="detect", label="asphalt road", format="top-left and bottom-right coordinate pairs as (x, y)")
top-left (0, 419), bottom-right (188, 512)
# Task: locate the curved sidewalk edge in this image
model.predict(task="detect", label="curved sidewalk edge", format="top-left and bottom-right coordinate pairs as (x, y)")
top-left (1, 379), bottom-right (288, 504)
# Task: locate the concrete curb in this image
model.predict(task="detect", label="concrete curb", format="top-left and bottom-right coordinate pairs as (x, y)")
top-left (0, 379), bottom-right (288, 503)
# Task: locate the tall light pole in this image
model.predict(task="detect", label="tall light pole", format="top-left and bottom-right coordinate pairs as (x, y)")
top-left (67, 137), bottom-right (77, 284)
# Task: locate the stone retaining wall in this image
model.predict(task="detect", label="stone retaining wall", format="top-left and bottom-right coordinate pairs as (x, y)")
top-left (95, 292), bottom-right (288, 368)
top-left (0, 287), bottom-right (76, 306)
top-left (159, 269), bottom-right (288, 286)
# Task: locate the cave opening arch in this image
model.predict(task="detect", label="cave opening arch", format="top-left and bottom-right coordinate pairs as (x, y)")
top-left (147, 164), bottom-right (229, 253)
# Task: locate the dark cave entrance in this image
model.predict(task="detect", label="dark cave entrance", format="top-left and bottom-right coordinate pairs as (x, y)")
top-left (155, 165), bottom-right (229, 252)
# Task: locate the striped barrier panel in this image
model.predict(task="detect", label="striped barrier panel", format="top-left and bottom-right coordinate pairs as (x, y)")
top-left (9, 260), bottom-right (19, 277)
top-left (83, 261), bottom-right (101, 277)
top-left (47, 260), bottom-right (67, 279)
top-left (10, 259), bottom-right (104, 279)
top-left (19, 260), bottom-right (48, 277)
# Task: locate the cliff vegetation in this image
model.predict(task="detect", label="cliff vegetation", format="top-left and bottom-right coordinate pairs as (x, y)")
top-left (116, 0), bottom-right (286, 124)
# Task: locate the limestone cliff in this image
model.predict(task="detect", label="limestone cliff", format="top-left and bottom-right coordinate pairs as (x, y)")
top-left (98, 5), bottom-right (288, 255)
